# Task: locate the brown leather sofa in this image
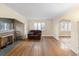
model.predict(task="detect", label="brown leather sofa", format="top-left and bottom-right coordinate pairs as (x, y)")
top-left (28, 30), bottom-right (41, 40)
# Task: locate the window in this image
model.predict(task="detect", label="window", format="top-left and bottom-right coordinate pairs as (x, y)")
top-left (60, 20), bottom-right (71, 32)
top-left (0, 22), bottom-right (10, 32)
top-left (34, 23), bottom-right (38, 30)
top-left (4, 23), bottom-right (10, 30)
top-left (34, 22), bottom-right (45, 30)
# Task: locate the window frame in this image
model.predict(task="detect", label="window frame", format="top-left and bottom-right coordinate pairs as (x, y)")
top-left (60, 20), bottom-right (71, 32)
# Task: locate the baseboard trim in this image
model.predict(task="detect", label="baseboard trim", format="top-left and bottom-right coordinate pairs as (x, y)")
top-left (59, 36), bottom-right (71, 38)
top-left (42, 36), bottom-right (53, 37)
top-left (42, 36), bottom-right (58, 40)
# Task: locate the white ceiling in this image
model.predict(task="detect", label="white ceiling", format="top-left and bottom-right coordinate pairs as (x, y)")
top-left (5, 3), bottom-right (75, 19)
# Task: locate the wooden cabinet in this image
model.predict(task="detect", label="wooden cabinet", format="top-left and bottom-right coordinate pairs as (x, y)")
top-left (0, 37), bottom-right (7, 48)
top-left (0, 32), bottom-right (14, 48)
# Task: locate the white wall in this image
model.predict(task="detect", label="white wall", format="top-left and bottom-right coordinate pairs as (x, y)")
top-left (58, 6), bottom-right (79, 54)
top-left (71, 21), bottom-right (79, 54)
top-left (28, 19), bottom-right (53, 36)
top-left (28, 19), bottom-right (60, 40)
top-left (0, 4), bottom-right (28, 38)
top-left (51, 18), bottom-right (59, 40)
top-left (14, 20), bottom-right (24, 35)
top-left (77, 21), bottom-right (79, 55)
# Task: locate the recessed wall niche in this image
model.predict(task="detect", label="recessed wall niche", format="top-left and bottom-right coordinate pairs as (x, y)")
top-left (0, 18), bottom-right (14, 33)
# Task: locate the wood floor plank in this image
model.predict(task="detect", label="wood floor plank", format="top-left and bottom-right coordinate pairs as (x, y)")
top-left (5, 37), bottom-right (77, 56)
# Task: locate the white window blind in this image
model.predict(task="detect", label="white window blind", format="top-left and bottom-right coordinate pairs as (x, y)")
top-left (34, 22), bottom-right (45, 30)
top-left (60, 21), bottom-right (71, 32)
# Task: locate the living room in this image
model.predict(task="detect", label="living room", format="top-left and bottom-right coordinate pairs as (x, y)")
top-left (0, 3), bottom-right (79, 56)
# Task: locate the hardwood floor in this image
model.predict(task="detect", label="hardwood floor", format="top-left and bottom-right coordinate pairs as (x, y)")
top-left (5, 37), bottom-right (77, 56)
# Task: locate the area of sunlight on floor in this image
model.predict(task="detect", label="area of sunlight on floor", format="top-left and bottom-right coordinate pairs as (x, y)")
top-left (59, 37), bottom-right (71, 50)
